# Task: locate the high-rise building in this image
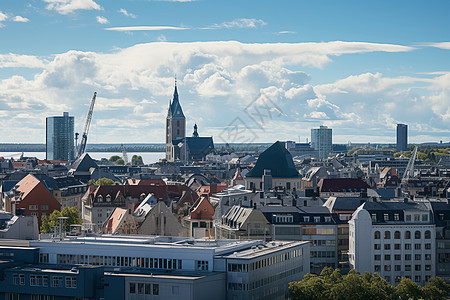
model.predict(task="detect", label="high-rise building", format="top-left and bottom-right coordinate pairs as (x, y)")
top-left (311, 125), bottom-right (332, 160)
top-left (46, 112), bottom-right (74, 161)
top-left (396, 123), bottom-right (408, 152)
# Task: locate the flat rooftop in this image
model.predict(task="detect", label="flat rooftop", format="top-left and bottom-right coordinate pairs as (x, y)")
top-left (217, 240), bottom-right (309, 260)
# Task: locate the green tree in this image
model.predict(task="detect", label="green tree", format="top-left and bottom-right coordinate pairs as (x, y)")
top-left (88, 178), bottom-right (115, 186)
top-left (108, 155), bottom-right (121, 163)
top-left (40, 207), bottom-right (82, 233)
top-left (131, 155), bottom-right (144, 165)
top-left (115, 158), bottom-right (125, 165)
top-left (394, 278), bottom-right (422, 300)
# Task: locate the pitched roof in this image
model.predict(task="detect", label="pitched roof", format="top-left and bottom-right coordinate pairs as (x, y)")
top-left (70, 153), bottom-right (98, 172)
top-left (318, 178), bottom-right (370, 193)
top-left (246, 141), bottom-right (299, 178)
top-left (168, 84), bottom-right (185, 119)
top-left (190, 197), bottom-right (215, 220)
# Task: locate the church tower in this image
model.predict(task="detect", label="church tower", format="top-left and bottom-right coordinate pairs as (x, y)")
top-left (165, 79), bottom-right (186, 161)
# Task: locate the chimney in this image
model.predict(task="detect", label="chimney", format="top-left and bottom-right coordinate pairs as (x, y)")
top-left (262, 169), bottom-right (273, 191)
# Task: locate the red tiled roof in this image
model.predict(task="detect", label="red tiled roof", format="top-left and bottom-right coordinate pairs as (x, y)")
top-left (190, 197), bottom-right (215, 220)
top-left (93, 184), bottom-right (169, 201)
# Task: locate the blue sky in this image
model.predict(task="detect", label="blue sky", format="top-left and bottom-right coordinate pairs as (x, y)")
top-left (0, 0), bottom-right (449, 144)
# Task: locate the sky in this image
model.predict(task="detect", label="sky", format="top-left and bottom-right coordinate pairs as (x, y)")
top-left (0, 0), bottom-right (449, 145)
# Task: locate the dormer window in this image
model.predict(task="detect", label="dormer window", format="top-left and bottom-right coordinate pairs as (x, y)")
top-left (97, 195), bottom-right (103, 202)
top-left (303, 216), bottom-right (310, 222)
top-left (106, 195), bottom-right (111, 202)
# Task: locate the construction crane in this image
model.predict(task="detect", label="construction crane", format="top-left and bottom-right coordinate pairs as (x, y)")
top-left (121, 143), bottom-right (129, 165)
top-left (76, 92), bottom-right (97, 159)
top-left (401, 146), bottom-right (418, 184)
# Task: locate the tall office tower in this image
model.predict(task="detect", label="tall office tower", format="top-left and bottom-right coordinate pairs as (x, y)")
top-left (396, 124), bottom-right (408, 152)
top-left (311, 125), bottom-right (332, 160)
top-left (46, 112), bottom-right (75, 161)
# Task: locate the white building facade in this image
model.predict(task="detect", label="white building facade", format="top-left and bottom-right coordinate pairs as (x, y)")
top-left (349, 201), bottom-right (435, 286)
top-left (311, 125), bottom-right (332, 160)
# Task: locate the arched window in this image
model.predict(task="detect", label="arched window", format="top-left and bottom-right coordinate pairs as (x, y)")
top-left (425, 230), bottom-right (431, 239)
top-left (374, 231), bottom-right (380, 239)
top-left (405, 231), bottom-right (411, 239)
top-left (384, 231), bottom-right (391, 239)
top-left (394, 231), bottom-right (401, 239)
top-left (415, 231), bottom-right (421, 239)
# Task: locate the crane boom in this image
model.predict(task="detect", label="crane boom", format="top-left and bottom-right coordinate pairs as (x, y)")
top-left (77, 92), bottom-right (97, 158)
top-left (402, 146), bottom-right (418, 183)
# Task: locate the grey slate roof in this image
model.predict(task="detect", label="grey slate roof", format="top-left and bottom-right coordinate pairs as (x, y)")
top-left (246, 141), bottom-right (299, 178)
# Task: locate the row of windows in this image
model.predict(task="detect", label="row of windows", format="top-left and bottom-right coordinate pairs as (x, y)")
top-left (248, 266), bottom-right (304, 290)
top-left (384, 275), bottom-right (431, 283)
top-left (56, 254), bottom-right (183, 270)
top-left (13, 274), bottom-right (76, 288)
top-left (374, 230), bottom-right (432, 239)
top-left (374, 243), bottom-right (432, 250)
top-left (375, 264), bottom-right (432, 272)
top-left (29, 205), bottom-right (49, 211)
top-left (311, 240), bottom-right (336, 247)
top-left (250, 248), bottom-right (303, 271)
top-left (228, 263), bottom-right (248, 273)
top-left (302, 216), bottom-right (332, 223)
top-left (303, 227), bottom-right (335, 235)
top-left (311, 251), bottom-right (335, 258)
top-left (129, 282), bottom-right (159, 295)
top-left (374, 254), bottom-right (432, 261)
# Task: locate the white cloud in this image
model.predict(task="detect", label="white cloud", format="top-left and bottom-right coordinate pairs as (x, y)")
top-left (0, 11), bottom-right (7, 22)
top-left (43, 0), bottom-right (101, 15)
top-left (96, 16), bottom-right (109, 24)
top-left (428, 42), bottom-right (450, 50)
top-left (12, 16), bottom-right (30, 23)
top-left (278, 31), bottom-right (296, 34)
top-left (118, 8), bottom-right (136, 19)
top-left (0, 40), bottom-right (446, 143)
top-left (210, 18), bottom-right (267, 29)
top-left (105, 26), bottom-right (188, 31)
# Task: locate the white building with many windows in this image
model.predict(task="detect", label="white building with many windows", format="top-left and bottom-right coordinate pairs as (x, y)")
top-left (349, 200), bottom-right (435, 286)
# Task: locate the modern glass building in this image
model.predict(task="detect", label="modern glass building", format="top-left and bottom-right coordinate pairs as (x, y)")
top-left (311, 125), bottom-right (332, 160)
top-left (46, 112), bottom-right (74, 161)
top-left (396, 123), bottom-right (408, 152)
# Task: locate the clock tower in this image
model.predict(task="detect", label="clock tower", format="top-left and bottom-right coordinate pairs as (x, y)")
top-left (165, 79), bottom-right (186, 161)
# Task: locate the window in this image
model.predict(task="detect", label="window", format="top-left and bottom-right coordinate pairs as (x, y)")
top-left (65, 277), bottom-right (77, 288)
top-left (405, 244), bottom-right (411, 250)
top-left (405, 265), bottom-right (411, 271)
top-left (145, 283), bottom-right (151, 295)
top-left (30, 275), bottom-right (41, 286)
top-left (384, 231), bottom-right (390, 239)
top-left (372, 214), bottom-right (377, 222)
top-left (196, 260), bottom-right (209, 271)
top-left (414, 244), bottom-right (421, 250)
top-left (324, 216), bottom-right (331, 223)
top-left (29, 205), bottom-right (38, 210)
top-left (43, 276), bottom-right (48, 287)
top-left (394, 214), bottom-right (400, 221)
top-left (303, 216), bottom-right (310, 222)
top-left (384, 244), bottom-right (391, 250)
top-left (414, 215), bottom-right (420, 222)
top-left (405, 231), bottom-right (411, 239)
top-left (384, 214), bottom-right (389, 221)
top-left (425, 265), bottom-right (432, 271)
top-left (153, 284), bottom-right (159, 295)
top-left (374, 231), bottom-right (380, 239)
top-left (394, 231), bottom-right (401, 239)
top-left (422, 214), bottom-right (428, 222)
top-left (385, 255), bottom-right (391, 260)
top-left (415, 254), bottom-right (421, 260)
top-left (415, 231), bottom-right (421, 239)
top-left (394, 255), bottom-right (401, 261)
top-left (384, 265), bottom-right (391, 271)
top-left (415, 276), bottom-right (421, 282)
top-left (52, 276), bottom-right (62, 287)
top-left (425, 243), bottom-right (431, 250)
top-left (405, 254), bottom-right (411, 261)
top-left (40, 205), bottom-right (49, 210)
top-left (385, 276), bottom-right (391, 282)
top-left (425, 254), bottom-right (431, 260)
top-left (374, 244), bottom-right (381, 250)
top-left (374, 265), bottom-right (381, 271)
top-left (374, 255), bottom-right (381, 261)
top-left (314, 216), bottom-right (320, 223)
top-left (129, 282), bottom-right (136, 294)
top-left (406, 215), bottom-right (411, 221)
top-left (425, 231), bottom-right (431, 239)
top-left (395, 265), bottom-right (401, 271)
top-left (138, 283), bottom-right (145, 294)
top-left (13, 274), bottom-right (24, 285)
top-left (394, 244), bottom-right (401, 250)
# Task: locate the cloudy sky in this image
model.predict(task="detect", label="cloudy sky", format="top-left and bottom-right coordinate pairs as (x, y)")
top-left (0, 0), bottom-right (449, 145)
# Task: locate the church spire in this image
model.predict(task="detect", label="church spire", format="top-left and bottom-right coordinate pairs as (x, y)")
top-left (169, 76), bottom-right (185, 119)
top-left (193, 123), bottom-right (199, 137)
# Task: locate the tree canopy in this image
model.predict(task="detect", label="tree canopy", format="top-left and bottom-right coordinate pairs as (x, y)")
top-left (289, 268), bottom-right (449, 300)
top-left (40, 207), bottom-right (82, 233)
top-left (87, 178), bottom-right (116, 186)
top-left (131, 155), bottom-right (144, 165)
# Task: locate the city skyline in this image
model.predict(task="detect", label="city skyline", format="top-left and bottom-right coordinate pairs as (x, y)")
top-left (0, 1), bottom-right (449, 144)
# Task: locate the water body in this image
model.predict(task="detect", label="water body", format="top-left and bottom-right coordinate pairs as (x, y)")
top-left (0, 152), bottom-right (166, 165)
